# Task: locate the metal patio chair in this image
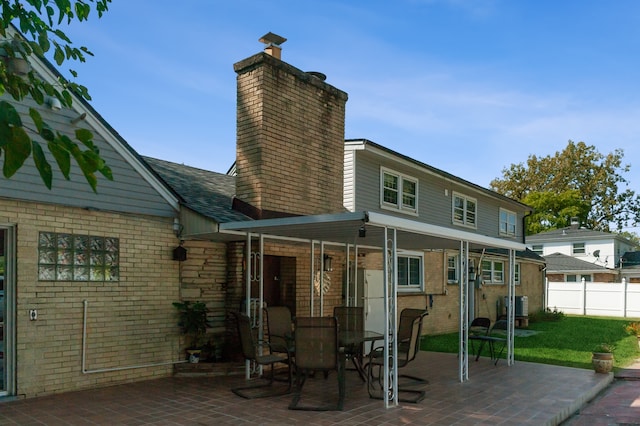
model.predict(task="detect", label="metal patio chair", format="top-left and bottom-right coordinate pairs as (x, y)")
top-left (366, 308), bottom-right (428, 403)
top-left (468, 317), bottom-right (492, 361)
top-left (334, 306), bottom-right (365, 380)
top-left (288, 316), bottom-right (345, 411)
top-left (264, 306), bottom-right (296, 375)
top-left (230, 311), bottom-right (292, 399)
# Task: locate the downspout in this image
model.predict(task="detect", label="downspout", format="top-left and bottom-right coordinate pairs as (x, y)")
top-left (82, 300), bottom-right (185, 374)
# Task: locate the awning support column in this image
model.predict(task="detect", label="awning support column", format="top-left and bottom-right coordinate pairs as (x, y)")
top-left (458, 240), bottom-right (469, 382)
top-left (382, 227), bottom-right (399, 408)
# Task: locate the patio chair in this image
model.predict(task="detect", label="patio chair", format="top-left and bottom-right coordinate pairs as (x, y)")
top-left (230, 311), bottom-right (292, 399)
top-left (334, 306), bottom-right (365, 380)
top-left (366, 308), bottom-right (428, 403)
top-left (485, 319), bottom-right (508, 365)
top-left (468, 317), bottom-right (491, 361)
top-left (264, 306), bottom-right (296, 375)
top-left (288, 316), bottom-right (345, 411)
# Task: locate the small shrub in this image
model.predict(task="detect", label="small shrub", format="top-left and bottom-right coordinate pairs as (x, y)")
top-left (624, 322), bottom-right (640, 337)
top-left (593, 342), bottom-right (615, 353)
top-left (529, 307), bottom-right (565, 323)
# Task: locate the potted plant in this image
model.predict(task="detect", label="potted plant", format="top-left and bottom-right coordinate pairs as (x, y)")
top-left (172, 301), bottom-right (211, 363)
top-left (591, 343), bottom-right (614, 374)
top-left (624, 322), bottom-right (640, 350)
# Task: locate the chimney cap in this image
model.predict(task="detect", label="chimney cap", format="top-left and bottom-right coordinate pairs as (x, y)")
top-left (259, 32), bottom-right (287, 46)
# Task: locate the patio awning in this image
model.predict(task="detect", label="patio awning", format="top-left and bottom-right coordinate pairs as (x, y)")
top-left (219, 210), bottom-right (526, 252)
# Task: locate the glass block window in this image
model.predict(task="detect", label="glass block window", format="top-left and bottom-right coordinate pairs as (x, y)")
top-left (38, 232), bottom-right (119, 281)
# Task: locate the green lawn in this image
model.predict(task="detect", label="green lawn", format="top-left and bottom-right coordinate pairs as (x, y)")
top-left (421, 315), bottom-right (640, 371)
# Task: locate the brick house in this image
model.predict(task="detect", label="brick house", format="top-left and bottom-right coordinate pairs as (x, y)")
top-left (0, 29), bottom-right (544, 399)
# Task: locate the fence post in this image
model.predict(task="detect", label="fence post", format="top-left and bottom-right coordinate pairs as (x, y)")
top-left (582, 278), bottom-right (587, 315)
top-left (623, 278), bottom-right (628, 318)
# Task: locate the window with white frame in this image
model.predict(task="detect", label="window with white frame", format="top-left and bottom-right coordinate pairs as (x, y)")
top-left (499, 208), bottom-right (517, 237)
top-left (381, 168), bottom-right (418, 213)
top-left (514, 263), bottom-right (520, 285)
top-left (397, 251), bottom-right (423, 291)
top-left (572, 242), bottom-right (586, 254)
top-left (481, 259), bottom-right (504, 284)
top-left (447, 254), bottom-right (458, 284)
top-left (452, 192), bottom-right (476, 227)
top-left (531, 244), bottom-right (543, 255)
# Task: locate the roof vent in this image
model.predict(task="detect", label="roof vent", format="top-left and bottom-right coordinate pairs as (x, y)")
top-left (259, 32), bottom-right (286, 60)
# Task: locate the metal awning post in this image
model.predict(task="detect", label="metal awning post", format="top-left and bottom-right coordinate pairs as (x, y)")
top-left (459, 240), bottom-right (469, 382)
top-left (507, 249), bottom-right (516, 365)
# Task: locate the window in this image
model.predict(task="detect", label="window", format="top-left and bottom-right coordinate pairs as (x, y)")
top-left (38, 232), bottom-right (119, 281)
top-left (566, 274), bottom-right (577, 282)
top-left (499, 209), bottom-right (517, 237)
top-left (452, 192), bottom-right (476, 227)
top-left (381, 168), bottom-right (418, 213)
top-left (514, 263), bottom-right (520, 285)
top-left (481, 259), bottom-right (504, 284)
top-left (447, 254), bottom-right (458, 283)
top-left (531, 245), bottom-right (543, 255)
top-left (572, 243), bottom-right (586, 254)
top-left (397, 251), bottom-right (423, 291)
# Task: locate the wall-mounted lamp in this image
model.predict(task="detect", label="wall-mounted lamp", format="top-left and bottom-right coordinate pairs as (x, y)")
top-left (172, 242), bottom-right (187, 261)
top-left (358, 225), bottom-right (366, 238)
top-left (323, 254), bottom-right (333, 272)
top-left (173, 217), bottom-right (183, 237)
top-left (47, 96), bottom-right (62, 111)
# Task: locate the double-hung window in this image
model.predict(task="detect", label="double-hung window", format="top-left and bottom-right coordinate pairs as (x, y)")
top-left (381, 168), bottom-right (418, 214)
top-left (452, 192), bottom-right (476, 228)
top-left (481, 259), bottom-right (504, 284)
top-left (397, 251), bottom-right (423, 291)
top-left (499, 208), bottom-right (517, 237)
top-left (531, 245), bottom-right (543, 255)
top-left (447, 254), bottom-right (458, 284)
top-left (572, 242), bottom-right (586, 255)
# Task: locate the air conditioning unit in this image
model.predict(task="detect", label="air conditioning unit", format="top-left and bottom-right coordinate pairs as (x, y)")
top-left (504, 295), bottom-right (528, 317)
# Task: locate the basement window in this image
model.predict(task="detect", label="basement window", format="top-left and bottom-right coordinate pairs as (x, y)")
top-left (38, 232), bottom-right (120, 281)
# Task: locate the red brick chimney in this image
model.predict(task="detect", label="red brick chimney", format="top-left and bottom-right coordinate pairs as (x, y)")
top-left (233, 33), bottom-right (349, 218)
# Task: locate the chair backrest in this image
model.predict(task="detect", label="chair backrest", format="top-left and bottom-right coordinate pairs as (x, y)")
top-left (265, 306), bottom-right (293, 352)
top-left (470, 317), bottom-right (491, 336)
top-left (334, 306), bottom-right (364, 333)
top-left (397, 308), bottom-right (428, 364)
top-left (294, 316), bottom-right (338, 370)
top-left (232, 311), bottom-right (258, 361)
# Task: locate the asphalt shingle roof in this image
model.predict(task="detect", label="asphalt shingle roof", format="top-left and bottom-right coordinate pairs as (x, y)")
top-left (142, 156), bottom-right (250, 223)
top-left (543, 252), bottom-right (612, 273)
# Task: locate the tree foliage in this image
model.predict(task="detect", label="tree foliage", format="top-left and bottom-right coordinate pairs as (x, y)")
top-left (490, 141), bottom-right (640, 234)
top-left (0, 0), bottom-right (112, 192)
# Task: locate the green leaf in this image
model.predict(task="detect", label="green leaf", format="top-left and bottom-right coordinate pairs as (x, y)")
top-left (3, 127), bottom-right (32, 178)
top-left (75, 128), bottom-right (93, 145)
top-left (53, 45), bottom-right (64, 65)
top-left (29, 107), bottom-right (44, 132)
top-left (32, 141), bottom-right (53, 189)
top-left (48, 139), bottom-right (71, 179)
top-left (0, 101), bottom-right (24, 127)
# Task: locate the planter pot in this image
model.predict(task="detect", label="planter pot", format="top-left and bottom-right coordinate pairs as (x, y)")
top-left (591, 352), bottom-right (614, 374)
top-left (187, 349), bottom-right (202, 364)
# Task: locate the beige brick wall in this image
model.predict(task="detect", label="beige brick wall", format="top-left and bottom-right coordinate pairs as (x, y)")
top-left (0, 199), bottom-right (181, 397)
top-left (234, 53), bottom-right (348, 216)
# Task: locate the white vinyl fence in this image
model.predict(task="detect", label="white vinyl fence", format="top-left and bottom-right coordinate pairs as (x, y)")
top-left (546, 279), bottom-right (640, 318)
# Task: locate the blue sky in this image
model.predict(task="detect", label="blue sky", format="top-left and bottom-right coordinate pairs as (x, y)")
top-left (60, 0), bottom-right (640, 226)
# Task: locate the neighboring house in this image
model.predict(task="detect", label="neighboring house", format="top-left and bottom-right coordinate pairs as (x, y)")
top-left (526, 220), bottom-right (636, 282)
top-left (0, 29), bottom-right (545, 400)
top-left (620, 252), bottom-right (640, 283)
top-left (543, 253), bottom-right (618, 283)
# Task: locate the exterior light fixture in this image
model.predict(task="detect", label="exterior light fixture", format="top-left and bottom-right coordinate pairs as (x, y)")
top-left (358, 225), bottom-right (366, 238)
top-left (323, 254), bottom-right (333, 272)
top-left (47, 96), bottom-right (62, 111)
top-left (173, 218), bottom-right (182, 237)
